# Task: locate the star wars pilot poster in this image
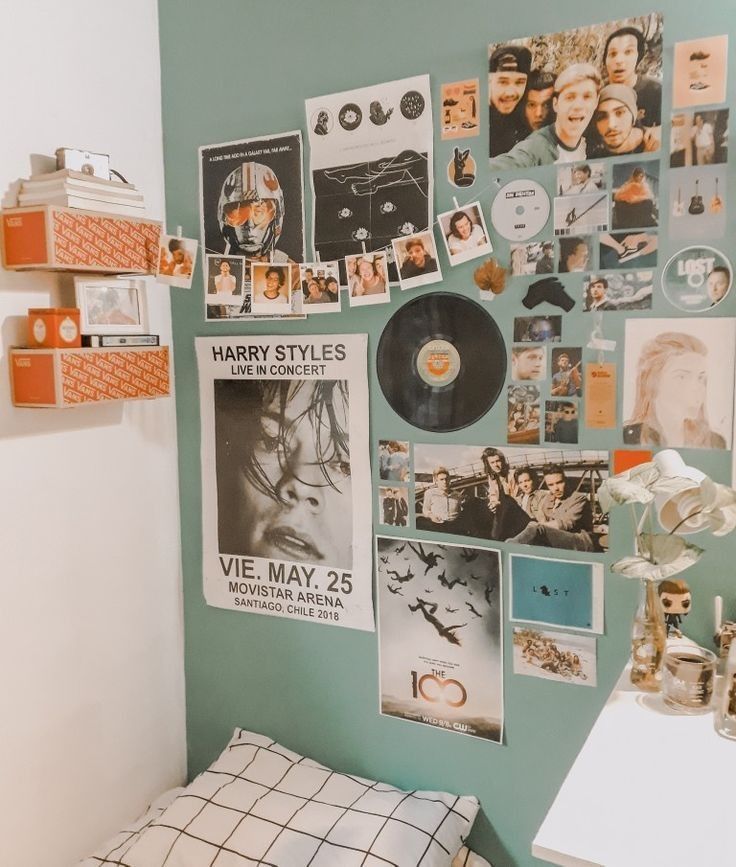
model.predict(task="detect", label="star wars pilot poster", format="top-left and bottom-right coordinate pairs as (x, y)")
top-left (377, 536), bottom-right (503, 742)
top-left (197, 334), bottom-right (374, 632)
top-left (305, 75), bottom-right (433, 283)
top-left (199, 132), bottom-right (305, 321)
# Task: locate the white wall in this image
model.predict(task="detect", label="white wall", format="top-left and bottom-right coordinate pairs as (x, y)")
top-left (0, 2), bottom-right (186, 865)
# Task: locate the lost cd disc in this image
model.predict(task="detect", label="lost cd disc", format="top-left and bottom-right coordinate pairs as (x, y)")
top-left (490, 178), bottom-right (550, 241)
top-left (377, 292), bottom-right (506, 432)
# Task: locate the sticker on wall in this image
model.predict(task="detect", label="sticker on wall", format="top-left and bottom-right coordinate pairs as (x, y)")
top-left (157, 233), bottom-right (198, 289)
top-left (668, 166), bottom-right (727, 241)
top-left (511, 344), bottom-right (546, 383)
top-left (623, 317), bottom-right (736, 449)
top-left (513, 627), bottom-right (597, 686)
top-left (598, 231), bottom-right (657, 269)
top-left (550, 347), bottom-right (582, 397)
top-left (513, 315), bottom-right (562, 343)
top-left (583, 271), bottom-right (653, 311)
top-left (556, 163), bottom-right (606, 196)
top-left (557, 236), bottom-right (593, 273)
top-left (509, 554), bottom-right (604, 633)
top-left (673, 35), bottom-right (728, 108)
top-left (661, 246), bottom-right (731, 312)
top-left (508, 384), bottom-right (540, 445)
top-left (378, 440), bottom-right (410, 482)
top-left (196, 334), bottom-right (375, 632)
top-left (413, 444), bottom-right (610, 553)
top-left (441, 79), bottom-right (480, 139)
top-left (510, 241), bottom-right (555, 276)
top-left (447, 146), bottom-right (476, 188)
top-left (489, 14), bottom-right (662, 170)
top-left (554, 192), bottom-right (608, 236)
top-left (545, 400), bottom-right (579, 444)
top-left (392, 230), bottom-right (443, 290)
top-left (377, 535), bottom-right (504, 743)
top-left (437, 201), bottom-right (493, 266)
top-left (378, 486), bottom-right (409, 528)
top-left (305, 75), bottom-right (433, 286)
top-left (671, 109), bottom-right (729, 168)
top-left (584, 362), bottom-right (617, 430)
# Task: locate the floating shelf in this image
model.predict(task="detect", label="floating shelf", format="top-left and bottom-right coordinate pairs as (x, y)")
top-left (10, 346), bottom-right (170, 407)
top-left (1, 205), bottom-right (161, 274)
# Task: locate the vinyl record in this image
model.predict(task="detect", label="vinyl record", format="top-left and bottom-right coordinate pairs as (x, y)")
top-left (377, 292), bottom-right (506, 431)
top-left (491, 178), bottom-right (550, 241)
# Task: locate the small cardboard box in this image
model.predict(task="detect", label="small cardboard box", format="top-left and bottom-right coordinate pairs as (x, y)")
top-left (28, 308), bottom-right (81, 348)
top-left (1, 205), bottom-right (161, 273)
top-left (10, 346), bottom-right (170, 407)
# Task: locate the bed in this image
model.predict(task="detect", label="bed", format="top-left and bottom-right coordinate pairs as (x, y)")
top-left (78, 728), bottom-right (492, 866)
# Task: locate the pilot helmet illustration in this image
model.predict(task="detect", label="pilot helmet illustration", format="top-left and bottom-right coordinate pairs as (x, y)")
top-left (217, 162), bottom-right (285, 258)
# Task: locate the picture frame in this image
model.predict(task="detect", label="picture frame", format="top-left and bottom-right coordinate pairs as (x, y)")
top-left (73, 276), bottom-right (148, 335)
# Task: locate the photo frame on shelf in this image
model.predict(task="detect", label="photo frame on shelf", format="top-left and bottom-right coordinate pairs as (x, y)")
top-left (73, 276), bottom-right (148, 335)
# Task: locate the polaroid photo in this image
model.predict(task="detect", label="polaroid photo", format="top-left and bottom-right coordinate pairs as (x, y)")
top-left (250, 262), bottom-right (292, 315)
top-left (554, 192), bottom-right (609, 236)
top-left (392, 231), bottom-right (443, 290)
top-left (673, 35), bottom-right (728, 109)
top-left (611, 161), bottom-right (659, 231)
top-left (623, 317), bottom-right (735, 449)
top-left (74, 276), bottom-right (147, 335)
top-left (507, 384), bottom-right (540, 445)
top-left (511, 344), bottom-right (546, 382)
top-left (598, 232), bottom-right (657, 270)
top-left (346, 251), bottom-right (391, 306)
top-left (378, 486), bottom-right (409, 528)
top-left (510, 240), bottom-right (554, 276)
top-left (550, 347), bottom-right (582, 397)
top-left (299, 261), bottom-right (341, 314)
top-left (557, 236), bottom-right (593, 273)
top-left (557, 162), bottom-right (606, 196)
top-left (441, 79), bottom-right (480, 139)
top-left (509, 553), bottom-right (604, 634)
top-left (513, 315), bottom-right (562, 343)
top-left (378, 440), bottom-right (410, 482)
top-left (513, 627), bottom-right (597, 687)
top-left (545, 400), bottom-right (579, 444)
top-left (671, 109), bottom-right (729, 168)
top-left (157, 234), bottom-right (198, 289)
top-left (437, 201), bottom-right (493, 266)
top-left (205, 255), bottom-right (245, 305)
top-left (583, 271), bottom-right (653, 311)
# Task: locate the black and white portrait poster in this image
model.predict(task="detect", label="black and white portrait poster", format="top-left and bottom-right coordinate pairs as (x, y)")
top-left (377, 536), bottom-right (503, 743)
top-left (488, 13), bottom-right (663, 171)
top-left (199, 132), bottom-right (305, 321)
top-left (196, 335), bottom-right (374, 631)
top-left (305, 75), bottom-right (433, 282)
top-left (623, 318), bottom-right (735, 450)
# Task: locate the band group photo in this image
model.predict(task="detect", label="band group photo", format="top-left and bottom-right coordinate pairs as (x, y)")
top-left (489, 13), bottom-right (663, 169)
top-left (414, 445), bottom-right (609, 552)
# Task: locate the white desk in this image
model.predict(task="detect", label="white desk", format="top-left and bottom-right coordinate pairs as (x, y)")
top-left (532, 665), bottom-right (736, 867)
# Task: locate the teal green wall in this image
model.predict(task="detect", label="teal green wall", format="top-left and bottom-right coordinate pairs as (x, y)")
top-left (159, 2), bottom-right (736, 864)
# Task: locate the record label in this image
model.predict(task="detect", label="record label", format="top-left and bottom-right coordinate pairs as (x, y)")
top-left (377, 293), bottom-right (506, 432)
top-left (491, 178), bottom-right (550, 241)
top-left (416, 339), bottom-right (461, 386)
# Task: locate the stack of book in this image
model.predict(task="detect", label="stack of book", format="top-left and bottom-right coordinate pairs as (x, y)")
top-left (17, 169), bottom-right (145, 217)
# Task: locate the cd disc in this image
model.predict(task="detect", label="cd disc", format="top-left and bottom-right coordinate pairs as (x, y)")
top-left (491, 178), bottom-right (550, 241)
top-left (377, 292), bottom-right (506, 432)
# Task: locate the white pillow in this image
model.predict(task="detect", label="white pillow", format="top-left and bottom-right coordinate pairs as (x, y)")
top-left (80, 728), bottom-right (480, 866)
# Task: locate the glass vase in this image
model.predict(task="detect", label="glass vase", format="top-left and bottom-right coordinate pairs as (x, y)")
top-left (630, 578), bottom-right (667, 692)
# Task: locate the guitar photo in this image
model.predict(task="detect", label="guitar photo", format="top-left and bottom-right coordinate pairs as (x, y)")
top-left (688, 178), bottom-right (705, 215)
top-left (672, 187), bottom-right (685, 217)
top-left (710, 177), bottom-right (723, 214)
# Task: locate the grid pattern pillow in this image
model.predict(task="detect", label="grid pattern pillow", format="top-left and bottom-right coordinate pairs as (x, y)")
top-left (80, 728), bottom-right (480, 866)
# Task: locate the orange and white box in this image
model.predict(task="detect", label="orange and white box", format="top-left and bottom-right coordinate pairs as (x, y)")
top-left (1, 205), bottom-right (161, 273)
top-left (28, 307), bottom-right (81, 348)
top-left (10, 346), bottom-right (170, 407)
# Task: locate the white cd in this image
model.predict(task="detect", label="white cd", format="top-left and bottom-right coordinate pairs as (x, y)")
top-left (490, 178), bottom-right (550, 241)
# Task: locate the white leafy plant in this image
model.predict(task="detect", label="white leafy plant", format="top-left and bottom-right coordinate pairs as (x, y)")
top-left (599, 459), bottom-right (736, 582)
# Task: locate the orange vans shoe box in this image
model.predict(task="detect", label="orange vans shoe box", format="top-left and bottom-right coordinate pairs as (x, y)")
top-left (28, 308), bottom-right (81, 348)
top-left (1, 206), bottom-right (161, 273)
top-left (10, 347), bottom-right (170, 407)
